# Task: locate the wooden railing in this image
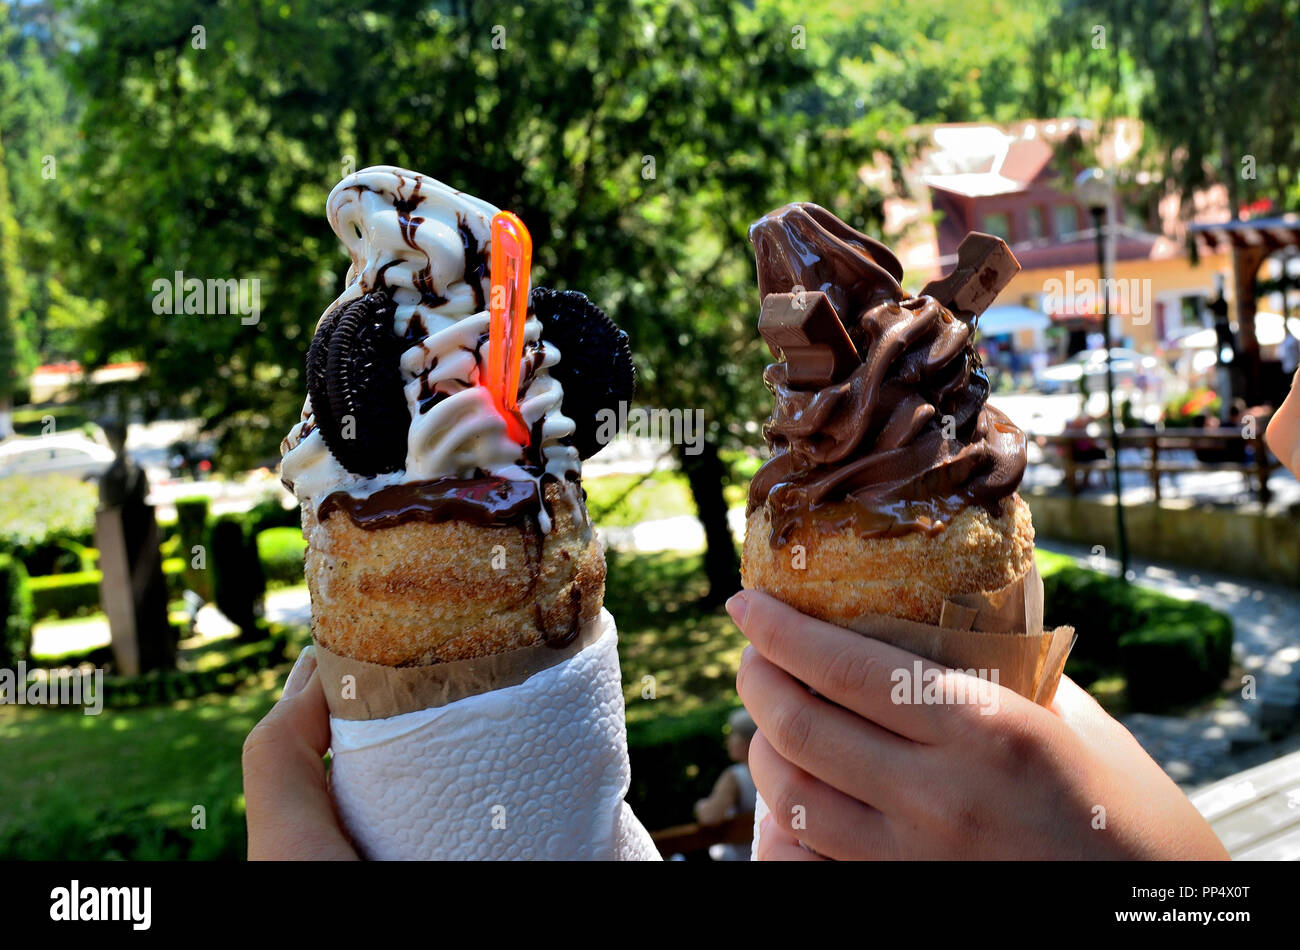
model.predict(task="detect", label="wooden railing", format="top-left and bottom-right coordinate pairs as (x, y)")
top-left (1038, 428), bottom-right (1279, 504)
top-left (651, 812), bottom-right (754, 858)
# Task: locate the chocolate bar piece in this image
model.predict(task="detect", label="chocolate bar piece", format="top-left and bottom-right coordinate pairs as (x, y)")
top-left (758, 291), bottom-right (859, 387)
top-left (920, 232), bottom-right (1020, 318)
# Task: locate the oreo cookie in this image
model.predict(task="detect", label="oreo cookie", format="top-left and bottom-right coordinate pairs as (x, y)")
top-left (531, 287), bottom-right (635, 459)
top-left (306, 292), bottom-right (409, 475)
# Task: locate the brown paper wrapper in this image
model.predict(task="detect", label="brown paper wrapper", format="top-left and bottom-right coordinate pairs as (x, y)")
top-left (314, 615), bottom-right (606, 721)
top-left (766, 559), bottom-right (1074, 708)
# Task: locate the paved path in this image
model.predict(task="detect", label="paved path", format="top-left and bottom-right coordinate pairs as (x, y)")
top-left (1039, 541), bottom-right (1300, 788)
top-left (30, 586), bottom-right (315, 658)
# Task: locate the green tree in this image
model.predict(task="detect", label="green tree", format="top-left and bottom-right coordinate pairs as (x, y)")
top-left (1041, 0), bottom-right (1300, 399)
top-left (0, 139), bottom-right (30, 436)
top-left (2, 0), bottom-right (93, 372)
top-left (56, 0), bottom-right (909, 599)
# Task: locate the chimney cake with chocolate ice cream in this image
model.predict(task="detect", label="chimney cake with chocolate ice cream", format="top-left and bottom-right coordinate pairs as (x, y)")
top-left (741, 202), bottom-right (1033, 626)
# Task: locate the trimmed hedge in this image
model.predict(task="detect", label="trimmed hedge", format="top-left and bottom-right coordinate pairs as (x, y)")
top-left (256, 527), bottom-right (306, 588)
top-left (0, 475), bottom-right (98, 568)
top-left (0, 554), bottom-right (34, 666)
top-left (18, 629), bottom-right (290, 710)
top-left (1041, 559), bottom-right (1234, 711)
top-left (28, 559), bottom-right (186, 619)
top-left (1119, 614), bottom-right (1234, 711)
top-left (243, 496), bottom-right (302, 536)
top-left (210, 515), bottom-right (266, 640)
top-left (28, 570), bottom-right (101, 619)
top-left (174, 497), bottom-right (212, 600)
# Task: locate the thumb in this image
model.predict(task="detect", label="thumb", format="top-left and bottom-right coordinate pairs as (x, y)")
top-left (1049, 673), bottom-right (1131, 749)
top-left (242, 646), bottom-right (358, 860)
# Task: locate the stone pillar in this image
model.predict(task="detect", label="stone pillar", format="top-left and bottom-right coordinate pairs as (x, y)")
top-left (96, 422), bottom-right (174, 675)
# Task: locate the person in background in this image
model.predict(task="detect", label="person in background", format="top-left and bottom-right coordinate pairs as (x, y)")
top-left (694, 708), bottom-right (758, 861)
top-left (1063, 409), bottom-right (1105, 490)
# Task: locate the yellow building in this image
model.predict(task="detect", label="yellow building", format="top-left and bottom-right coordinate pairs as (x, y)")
top-left (878, 119), bottom-right (1235, 358)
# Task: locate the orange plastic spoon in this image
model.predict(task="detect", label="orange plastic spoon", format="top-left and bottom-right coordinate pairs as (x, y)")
top-left (486, 210), bottom-right (532, 446)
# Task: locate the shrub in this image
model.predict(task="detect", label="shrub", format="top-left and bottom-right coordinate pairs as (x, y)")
top-left (256, 527), bottom-right (306, 588)
top-left (1119, 610), bottom-right (1233, 711)
top-left (0, 475), bottom-right (98, 572)
top-left (0, 554), bottom-right (34, 666)
top-left (26, 560), bottom-right (185, 619)
top-left (174, 496), bottom-right (212, 600)
top-left (210, 515), bottom-right (266, 640)
top-left (162, 557), bottom-right (186, 597)
top-left (28, 570), bottom-right (101, 619)
top-left (1040, 555), bottom-right (1234, 709)
top-left (244, 495), bottom-right (302, 535)
top-left (1041, 564), bottom-right (1129, 682)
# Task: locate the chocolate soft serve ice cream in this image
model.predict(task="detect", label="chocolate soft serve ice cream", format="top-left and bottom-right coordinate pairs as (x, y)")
top-left (741, 204), bottom-right (1078, 860)
top-left (740, 202), bottom-right (1036, 626)
top-left (281, 166), bottom-right (632, 664)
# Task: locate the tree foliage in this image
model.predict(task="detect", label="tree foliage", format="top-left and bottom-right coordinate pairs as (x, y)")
top-left (45, 0), bottom-right (891, 470)
top-left (1, 1), bottom-right (89, 372)
top-left (1041, 0), bottom-right (1300, 217)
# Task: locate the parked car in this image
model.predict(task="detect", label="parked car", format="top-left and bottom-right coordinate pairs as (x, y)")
top-left (168, 438), bottom-right (217, 479)
top-left (0, 433), bottom-right (116, 481)
top-left (1034, 347), bottom-right (1161, 394)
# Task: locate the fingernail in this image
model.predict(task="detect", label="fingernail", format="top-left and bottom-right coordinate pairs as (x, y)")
top-left (725, 592), bottom-right (749, 628)
top-left (759, 813), bottom-right (773, 835)
top-left (281, 645), bottom-right (316, 700)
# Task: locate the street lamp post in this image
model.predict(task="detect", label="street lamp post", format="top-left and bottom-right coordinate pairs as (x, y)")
top-left (1075, 168), bottom-right (1129, 581)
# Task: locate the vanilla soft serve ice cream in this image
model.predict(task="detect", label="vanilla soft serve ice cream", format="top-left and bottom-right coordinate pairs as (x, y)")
top-left (280, 166), bottom-right (580, 531)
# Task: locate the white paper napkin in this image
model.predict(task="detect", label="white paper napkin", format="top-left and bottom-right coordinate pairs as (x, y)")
top-left (327, 609), bottom-right (659, 860)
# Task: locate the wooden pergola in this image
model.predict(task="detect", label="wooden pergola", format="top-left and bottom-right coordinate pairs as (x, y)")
top-left (1190, 215), bottom-right (1300, 402)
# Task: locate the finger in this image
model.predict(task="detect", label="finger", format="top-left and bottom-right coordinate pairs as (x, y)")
top-left (243, 651), bottom-right (357, 861)
top-left (737, 646), bottom-right (918, 817)
top-left (727, 590), bottom-right (951, 743)
top-left (749, 731), bottom-right (895, 860)
top-left (755, 814), bottom-right (825, 862)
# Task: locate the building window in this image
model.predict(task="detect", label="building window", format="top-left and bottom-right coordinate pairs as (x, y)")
top-left (982, 212), bottom-right (1011, 240)
top-left (1027, 206), bottom-right (1045, 240)
top-left (1182, 294), bottom-right (1208, 328)
top-left (1054, 204), bottom-right (1079, 240)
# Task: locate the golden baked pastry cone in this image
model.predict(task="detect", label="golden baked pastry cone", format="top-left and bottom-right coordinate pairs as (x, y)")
top-left (741, 495), bottom-right (1034, 627)
top-left (305, 481), bottom-right (605, 665)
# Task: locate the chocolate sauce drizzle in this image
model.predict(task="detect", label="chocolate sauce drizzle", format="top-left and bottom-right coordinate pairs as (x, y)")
top-left (317, 475), bottom-right (542, 530)
top-left (457, 213), bottom-right (489, 312)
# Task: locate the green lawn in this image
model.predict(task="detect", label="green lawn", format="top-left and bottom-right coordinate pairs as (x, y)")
top-left (584, 470), bottom-right (697, 527)
top-left (607, 550), bottom-right (742, 732)
top-left (0, 549), bottom-right (741, 859)
top-left (582, 454), bottom-right (755, 528)
top-left (0, 669), bottom-right (279, 859)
